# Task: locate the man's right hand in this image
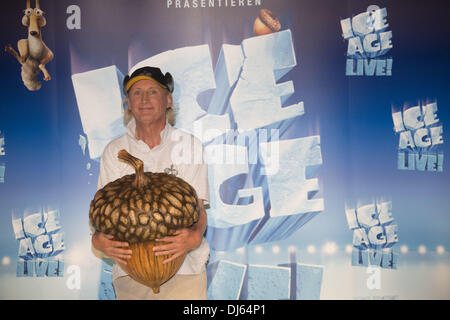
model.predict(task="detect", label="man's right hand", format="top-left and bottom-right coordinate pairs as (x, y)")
top-left (92, 231), bottom-right (132, 265)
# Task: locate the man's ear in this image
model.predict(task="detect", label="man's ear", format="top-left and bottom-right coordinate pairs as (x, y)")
top-left (166, 93), bottom-right (173, 108)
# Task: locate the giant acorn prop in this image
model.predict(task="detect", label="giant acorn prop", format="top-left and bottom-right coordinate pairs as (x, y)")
top-left (89, 149), bottom-right (199, 293)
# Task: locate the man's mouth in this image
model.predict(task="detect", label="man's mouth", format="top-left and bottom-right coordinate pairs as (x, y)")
top-left (139, 105), bottom-right (153, 110)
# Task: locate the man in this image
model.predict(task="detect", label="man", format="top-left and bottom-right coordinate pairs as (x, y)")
top-left (91, 66), bottom-right (210, 300)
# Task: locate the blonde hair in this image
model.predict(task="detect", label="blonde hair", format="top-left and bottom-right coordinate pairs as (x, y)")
top-left (123, 93), bottom-right (176, 126)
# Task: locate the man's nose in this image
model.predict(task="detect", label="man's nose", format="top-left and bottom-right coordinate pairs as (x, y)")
top-left (141, 91), bottom-right (150, 101)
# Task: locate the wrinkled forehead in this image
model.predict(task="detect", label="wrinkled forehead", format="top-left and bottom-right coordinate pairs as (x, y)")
top-left (127, 77), bottom-right (168, 94)
top-left (128, 78), bottom-right (166, 91)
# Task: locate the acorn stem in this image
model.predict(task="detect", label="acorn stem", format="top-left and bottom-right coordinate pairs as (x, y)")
top-left (118, 149), bottom-right (149, 189)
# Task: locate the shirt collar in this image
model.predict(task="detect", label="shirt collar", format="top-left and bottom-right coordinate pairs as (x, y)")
top-left (126, 117), bottom-right (172, 150)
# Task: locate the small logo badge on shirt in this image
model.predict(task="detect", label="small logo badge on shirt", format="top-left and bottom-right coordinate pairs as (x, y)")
top-left (164, 164), bottom-right (178, 176)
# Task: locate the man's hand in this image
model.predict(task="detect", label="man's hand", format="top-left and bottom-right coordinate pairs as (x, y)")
top-left (153, 228), bottom-right (202, 264)
top-left (153, 200), bottom-right (207, 264)
top-left (92, 231), bottom-right (132, 265)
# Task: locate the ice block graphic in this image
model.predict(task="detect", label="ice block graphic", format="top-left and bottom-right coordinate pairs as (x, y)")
top-left (251, 136), bottom-right (323, 243)
top-left (72, 66), bottom-right (126, 160)
top-left (207, 259), bottom-right (246, 300)
top-left (203, 31), bottom-right (322, 249)
top-left (0, 163), bottom-right (5, 183)
top-left (193, 44), bottom-right (245, 144)
top-left (205, 144), bottom-right (265, 250)
top-left (129, 45), bottom-right (218, 136)
top-left (228, 30), bottom-right (304, 132)
top-left (293, 264), bottom-right (323, 300)
top-left (243, 264), bottom-right (291, 300)
top-left (208, 44), bottom-right (244, 116)
top-left (278, 262), bottom-right (324, 300)
top-left (193, 113), bottom-right (231, 144)
top-left (207, 256), bottom-right (323, 300)
top-left (78, 134), bottom-right (87, 156)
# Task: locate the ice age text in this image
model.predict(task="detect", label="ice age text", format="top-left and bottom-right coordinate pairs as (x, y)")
top-left (12, 210), bottom-right (64, 277)
top-left (341, 7), bottom-right (393, 76)
top-left (346, 201), bottom-right (398, 269)
top-left (392, 102), bottom-right (444, 172)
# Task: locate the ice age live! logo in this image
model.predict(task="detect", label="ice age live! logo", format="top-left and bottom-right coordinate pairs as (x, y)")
top-left (340, 6), bottom-right (393, 76)
top-left (392, 102), bottom-right (444, 172)
top-left (12, 209), bottom-right (64, 277)
top-left (345, 201), bottom-right (398, 269)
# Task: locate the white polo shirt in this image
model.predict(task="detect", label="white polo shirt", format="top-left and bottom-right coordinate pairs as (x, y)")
top-left (97, 118), bottom-right (210, 281)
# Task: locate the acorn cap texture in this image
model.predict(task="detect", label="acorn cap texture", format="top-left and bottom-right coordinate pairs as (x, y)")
top-left (89, 150), bottom-right (199, 243)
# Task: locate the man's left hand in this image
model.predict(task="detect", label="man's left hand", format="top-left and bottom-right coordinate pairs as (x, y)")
top-left (153, 228), bottom-right (202, 264)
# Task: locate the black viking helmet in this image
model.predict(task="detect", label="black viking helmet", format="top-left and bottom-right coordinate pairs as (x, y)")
top-left (123, 66), bottom-right (174, 94)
